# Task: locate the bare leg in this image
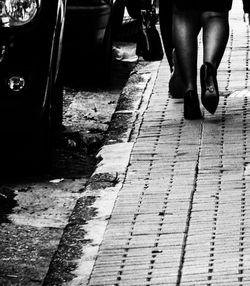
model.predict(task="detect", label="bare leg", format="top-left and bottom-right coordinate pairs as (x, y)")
top-left (201, 11), bottom-right (229, 68)
top-left (172, 7), bottom-right (201, 93)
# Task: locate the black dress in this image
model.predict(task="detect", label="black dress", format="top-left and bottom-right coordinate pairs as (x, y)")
top-left (174, 0), bottom-right (233, 12)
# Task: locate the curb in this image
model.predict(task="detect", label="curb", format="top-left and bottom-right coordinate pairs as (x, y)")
top-left (43, 60), bottom-right (161, 286)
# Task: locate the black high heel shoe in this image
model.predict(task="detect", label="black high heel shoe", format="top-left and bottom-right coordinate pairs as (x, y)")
top-left (200, 62), bottom-right (219, 114)
top-left (169, 50), bottom-right (185, 98)
top-left (184, 90), bottom-right (202, 120)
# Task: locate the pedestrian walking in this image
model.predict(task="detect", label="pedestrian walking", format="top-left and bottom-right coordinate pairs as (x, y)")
top-left (159, 0), bottom-right (250, 120)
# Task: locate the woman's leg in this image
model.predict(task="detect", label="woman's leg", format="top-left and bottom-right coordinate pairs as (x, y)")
top-left (172, 7), bottom-right (201, 93)
top-left (200, 11), bottom-right (229, 114)
top-left (159, 0), bottom-right (174, 70)
top-left (201, 11), bottom-right (229, 68)
top-left (172, 7), bottom-right (202, 119)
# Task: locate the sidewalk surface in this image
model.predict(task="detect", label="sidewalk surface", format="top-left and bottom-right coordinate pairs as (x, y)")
top-left (61, 1), bottom-right (250, 285)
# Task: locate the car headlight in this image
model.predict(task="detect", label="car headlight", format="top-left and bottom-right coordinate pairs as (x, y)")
top-left (0, 0), bottom-right (40, 27)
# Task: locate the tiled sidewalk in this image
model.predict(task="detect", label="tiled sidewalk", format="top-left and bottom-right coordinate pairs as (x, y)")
top-left (87, 2), bottom-right (250, 285)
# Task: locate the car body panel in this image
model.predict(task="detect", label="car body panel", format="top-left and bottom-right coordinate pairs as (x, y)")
top-left (0, 0), bottom-right (67, 133)
top-left (62, 0), bottom-right (113, 82)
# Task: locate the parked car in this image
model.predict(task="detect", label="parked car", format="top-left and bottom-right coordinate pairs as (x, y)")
top-left (62, 0), bottom-right (114, 84)
top-left (0, 0), bottom-right (125, 175)
top-left (0, 0), bottom-right (67, 174)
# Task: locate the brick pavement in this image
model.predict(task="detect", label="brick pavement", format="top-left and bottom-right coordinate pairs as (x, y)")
top-left (81, 1), bottom-right (250, 285)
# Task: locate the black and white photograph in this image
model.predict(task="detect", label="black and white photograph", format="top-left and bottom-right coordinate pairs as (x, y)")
top-left (0, 0), bottom-right (250, 285)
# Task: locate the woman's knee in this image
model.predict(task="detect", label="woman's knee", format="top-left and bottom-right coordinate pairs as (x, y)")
top-left (201, 11), bottom-right (229, 25)
top-left (173, 7), bottom-right (201, 37)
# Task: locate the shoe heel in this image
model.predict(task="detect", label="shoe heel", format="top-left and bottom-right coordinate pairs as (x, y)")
top-left (200, 62), bottom-right (219, 114)
top-left (184, 90), bottom-right (202, 120)
top-left (169, 50), bottom-right (185, 98)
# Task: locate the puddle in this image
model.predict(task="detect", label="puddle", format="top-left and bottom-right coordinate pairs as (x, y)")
top-left (0, 187), bottom-right (17, 224)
